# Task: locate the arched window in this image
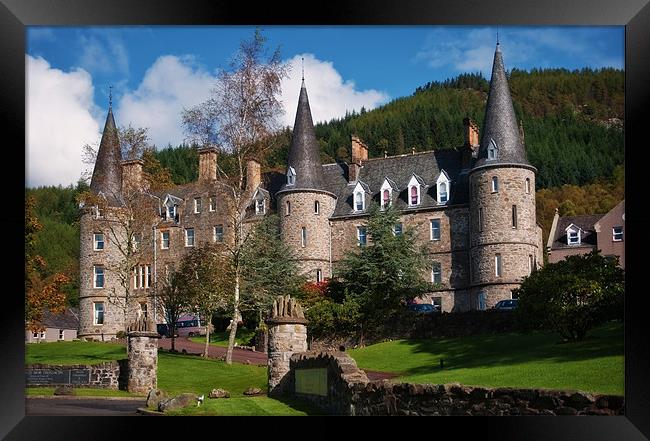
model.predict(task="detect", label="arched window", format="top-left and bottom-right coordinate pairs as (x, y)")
top-left (410, 186), bottom-right (419, 205)
top-left (301, 227), bottom-right (307, 247)
top-left (488, 138), bottom-right (498, 160)
top-left (439, 182), bottom-right (448, 203)
top-left (285, 200), bottom-right (291, 215)
top-left (525, 178), bottom-right (531, 194)
top-left (491, 176), bottom-right (499, 193)
top-left (314, 200), bottom-right (320, 214)
top-left (355, 192), bottom-right (364, 211)
top-left (382, 189), bottom-right (390, 209)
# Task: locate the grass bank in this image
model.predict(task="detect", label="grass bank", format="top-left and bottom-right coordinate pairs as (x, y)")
top-left (188, 327), bottom-right (256, 348)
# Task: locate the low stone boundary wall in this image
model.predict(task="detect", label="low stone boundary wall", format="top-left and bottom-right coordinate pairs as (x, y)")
top-left (26, 361), bottom-right (127, 390)
top-left (288, 352), bottom-right (624, 416)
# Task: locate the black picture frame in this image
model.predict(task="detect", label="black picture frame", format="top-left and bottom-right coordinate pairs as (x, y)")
top-left (5, 0), bottom-right (649, 438)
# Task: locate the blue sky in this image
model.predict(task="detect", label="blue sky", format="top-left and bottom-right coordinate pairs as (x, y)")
top-left (26, 26), bottom-right (624, 187)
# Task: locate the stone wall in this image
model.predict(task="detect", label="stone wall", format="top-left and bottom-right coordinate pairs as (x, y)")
top-left (127, 332), bottom-right (159, 393)
top-left (26, 361), bottom-right (124, 389)
top-left (288, 352), bottom-right (624, 416)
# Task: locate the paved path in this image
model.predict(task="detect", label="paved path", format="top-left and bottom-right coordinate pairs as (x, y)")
top-left (26, 397), bottom-right (145, 416)
top-left (158, 336), bottom-right (268, 365)
top-left (157, 337), bottom-right (398, 381)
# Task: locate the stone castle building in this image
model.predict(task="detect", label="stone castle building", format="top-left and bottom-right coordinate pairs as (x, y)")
top-left (78, 43), bottom-right (543, 340)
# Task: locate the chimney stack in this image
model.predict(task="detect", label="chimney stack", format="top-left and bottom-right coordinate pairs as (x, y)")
top-left (349, 135), bottom-right (368, 182)
top-left (198, 147), bottom-right (218, 182)
top-left (121, 159), bottom-right (144, 194)
top-left (246, 159), bottom-right (261, 192)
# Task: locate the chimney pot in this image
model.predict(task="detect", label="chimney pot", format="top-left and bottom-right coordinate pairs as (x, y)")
top-left (121, 159), bottom-right (144, 194)
top-left (246, 160), bottom-right (261, 192)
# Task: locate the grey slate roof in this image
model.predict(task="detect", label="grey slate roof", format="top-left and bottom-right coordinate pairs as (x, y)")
top-left (41, 307), bottom-right (79, 330)
top-left (550, 214), bottom-right (603, 250)
top-left (279, 81), bottom-right (327, 192)
top-left (90, 107), bottom-right (123, 202)
top-left (322, 149), bottom-right (469, 218)
top-left (474, 44), bottom-right (531, 169)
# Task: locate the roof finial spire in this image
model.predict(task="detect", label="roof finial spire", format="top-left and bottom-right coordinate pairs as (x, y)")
top-left (301, 57), bottom-right (305, 83)
top-left (109, 84), bottom-right (113, 109)
top-left (496, 26), bottom-right (499, 45)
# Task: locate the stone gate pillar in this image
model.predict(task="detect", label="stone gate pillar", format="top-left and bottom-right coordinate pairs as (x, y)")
top-left (126, 317), bottom-right (160, 394)
top-left (267, 295), bottom-right (308, 396)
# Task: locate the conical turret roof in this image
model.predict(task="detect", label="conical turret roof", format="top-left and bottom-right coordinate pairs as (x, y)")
top-left (283, 80), bottom-right (326, 191)
top-left (474, 43), bottom-right (531, 169)
top-left (90, 106), bottom-right (123, 198)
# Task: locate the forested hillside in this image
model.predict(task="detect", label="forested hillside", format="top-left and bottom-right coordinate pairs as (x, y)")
top-left (27, 68), bottom-right (624, 305)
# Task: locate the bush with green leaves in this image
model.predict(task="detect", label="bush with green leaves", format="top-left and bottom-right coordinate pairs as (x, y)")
top-left (513, 251), bottom-right (623, 341)
top-left (305, 297), bottom-right (361, 340)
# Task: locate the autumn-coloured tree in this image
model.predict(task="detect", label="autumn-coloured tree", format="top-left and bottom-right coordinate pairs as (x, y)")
top-left (181, 29), bottom-right (289, 364)
top-left (25, 196), bottom-right (70, 332)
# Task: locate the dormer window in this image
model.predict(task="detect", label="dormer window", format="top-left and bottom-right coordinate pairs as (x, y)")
top-left (167, 205), bottom-right (176, 220)
top-left (436, 170), bottom-right (450, 205)
top-left (380, 178), bottom-right (398, 210)
top-left (287, 166), bottom-right (296, 186)
top-left (163, 194), bottom-right (182, 222)
top-left (256, 199), bottom-right (265, 215)
top-left (352, 181), bottom-right (370, 212)
top-left (566, 224), bottom-right (581, 245)
top-left (253, 188), bottom-right (267, 215)
top-left (488, 138), bottom-right (498, 160)
top-left (407, 174), bottom-right (425, 207)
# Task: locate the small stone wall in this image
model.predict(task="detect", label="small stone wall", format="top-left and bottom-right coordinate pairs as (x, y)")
top-left (288, 352), bottom-right (624, 416)
top-left (26, 361), bottom-right (124, 389)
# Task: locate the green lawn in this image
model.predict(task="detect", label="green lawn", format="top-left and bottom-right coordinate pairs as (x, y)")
top-left (348, 321), bottom-right (624, 395)
top-left (25, 340), bottom-right (313, 415)
top-left (189, 327), bottom-right (256, 348)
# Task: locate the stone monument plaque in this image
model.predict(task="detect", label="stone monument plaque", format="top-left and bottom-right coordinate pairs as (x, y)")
top-left (26, 368), bottom-right (91, 385)
top-left (295, 368), bottom-right (327, 397)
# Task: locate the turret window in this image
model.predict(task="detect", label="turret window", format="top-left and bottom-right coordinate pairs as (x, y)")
top-left (525, 178), bottom-right (531, 194)
top-left (478, 207), bottom-right (484, 232)
top-left (512, 205), bottom-right (518, 228)
top-left (495, 254), bottom-right (502, 277)
top-left (488, 138), bottom-right (498, 160)
top-left (93, 233), bottom-right (104, 251)
top-left (93, 265), bottom-right (105, 288)
top-left (285, 201), bottom-right (291, 216)
top-left (93, 302), bottom-right (105, 325)
top-left (431, 261), bottom-right (442, 284)
top-left (316, 269), bottom-right (322, 283)
top-left (301, 227), bottom-right (307, 247)
top-left (491, 176), bottom-right (499, 193)
top-left (315, 200), bottom-right (320, 214)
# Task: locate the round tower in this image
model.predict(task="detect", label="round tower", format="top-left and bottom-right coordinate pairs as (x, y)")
top-left (277, 80), bottom-right (336, 282)
top-left (469, 43), bottom-right (539, 309)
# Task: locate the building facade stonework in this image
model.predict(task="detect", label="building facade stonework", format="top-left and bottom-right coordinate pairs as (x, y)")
top-left (79, 44), bottom-right (543, 339)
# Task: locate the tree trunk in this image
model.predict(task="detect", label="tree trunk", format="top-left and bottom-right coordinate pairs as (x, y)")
top-left (171, 331), bottom-right (176, 352)
top-left (204, 324), bottom-right (210, 358)
top-left (225, 272), bottom-right (241, 365)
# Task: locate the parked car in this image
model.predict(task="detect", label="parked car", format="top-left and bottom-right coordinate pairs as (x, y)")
top-left (408, 303), bottom-right (440, 314)
top-left (494, 299), bottom-right (519, 311)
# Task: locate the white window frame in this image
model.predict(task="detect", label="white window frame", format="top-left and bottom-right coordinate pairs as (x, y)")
top-left (133, 268), bottom-right (138, 289)
top-left (209, 196), bottom-right (216, 212)
top-left (59, 329), bottom-right (64, 340)
top-left (380, 179), bottom-right (396, 210)
top-left (488, 138), bottom-right (498, 160)
top-left (93, 302), bottom-right (105, 325)
top-left (357, 226), bottom-right (367, 247)
top-left (93, 233), bottom-right (104, 251)
top-left (138, 265), bottom-right (144, 289)
top-left (214, 225), bottom-right (224, 243)
top-left (301, 227), bottom-right (307, 248)
top-left (431, 262), bottom-right (442, 284)
top-left (161, 230), bottom-right (170, 249)
top-left (491, 176), bottom-right (499, 193)
top-left (287, 166), bottom-right (296, 186)
top-left (354, 191), bottom-right (364, 211)
top-left (194, 197), bottom-right (202, 214)
top-left (436, 170), bottom-right (450, 205)
top-left (613, 226), bottom-right (623, 242)
top-left (93, 265), bottom-right (105, 289)
top-left (316, 269), bottom-right (322, 283)
top-left (512, 205), bottom-right (518, 229)
top-left (566, 225), bottom-right (581, 245)
top-left (185, 228), bottom-right (195, 247)
top-left (314, 200), bottom-right (320, 215)
top-left (495, 254), bottom-right (502, 277)
top-left (256, 198), bottom-right (265, 215)
top-left (146, 265), bottom-right (152, 288)
top-left (430, 219), bottom-right (441, 241)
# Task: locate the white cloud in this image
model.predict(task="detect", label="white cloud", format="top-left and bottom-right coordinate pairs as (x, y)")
top-left (77, 32), bottom-right (129, 76)
top-left (280, 54), bottom-right (389, 126)
top-left (116, 55), bottom-right (215, 147)
top-left (26, 55), bottom-right (101, 187)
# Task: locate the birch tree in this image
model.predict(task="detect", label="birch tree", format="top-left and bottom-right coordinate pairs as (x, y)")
top-left (181, 29), bottom-right (288, 364)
